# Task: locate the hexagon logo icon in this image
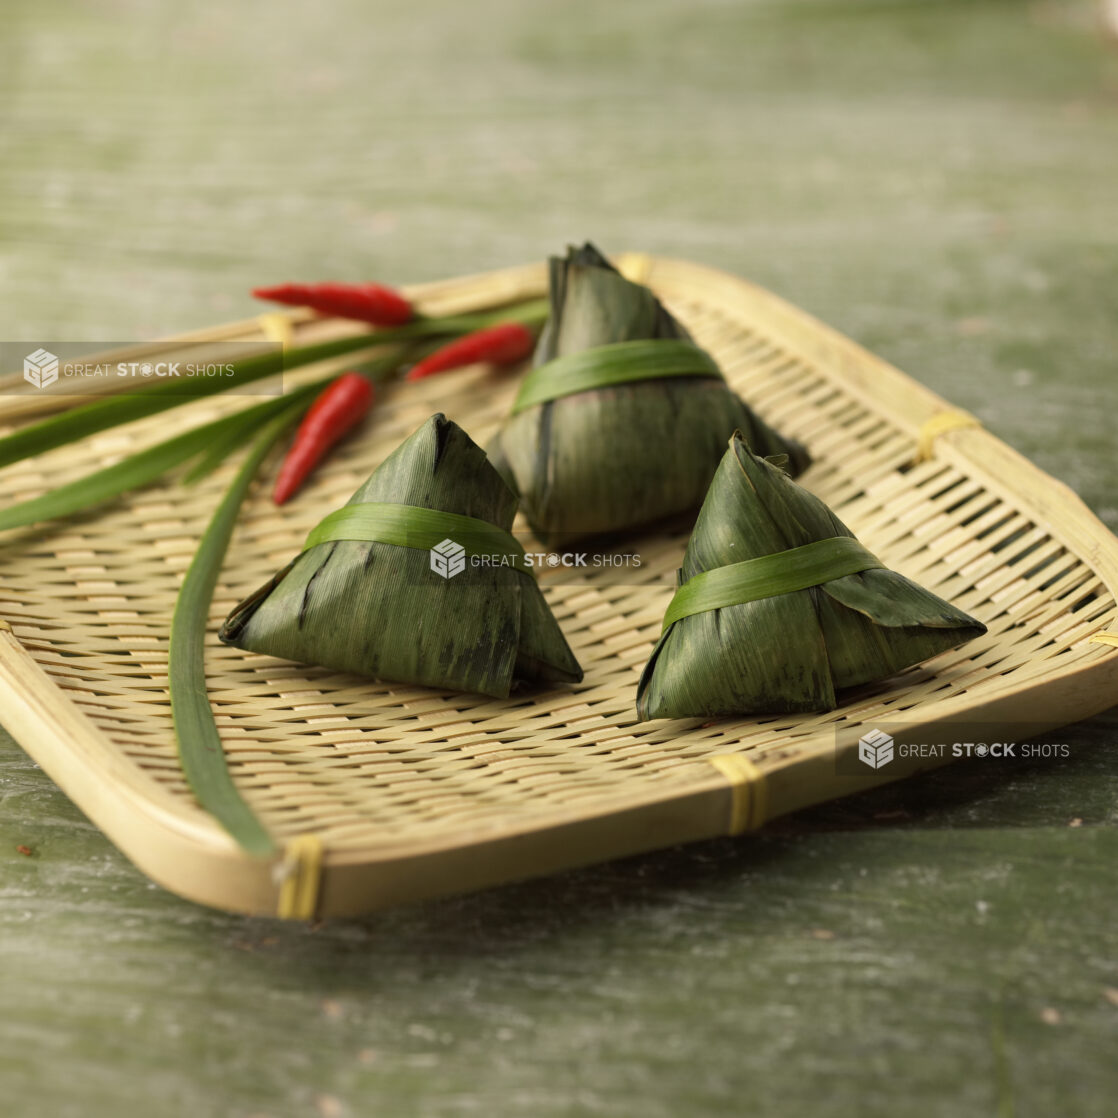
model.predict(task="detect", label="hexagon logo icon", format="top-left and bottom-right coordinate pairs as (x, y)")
top-left (24, 348), bottom-right (59, 390)
top-left (429, 538), bottom-right (466, 580)
top-left (858, 728), bottom-right (894, 769)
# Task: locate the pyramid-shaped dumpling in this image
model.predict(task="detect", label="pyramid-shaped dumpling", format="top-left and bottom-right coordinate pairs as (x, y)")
top-left (637, 435), bottom-right (986, 719)
top-left (487, 243), bottom-right (810, 547)
top-left (220, 414), bottom-right (582, 698)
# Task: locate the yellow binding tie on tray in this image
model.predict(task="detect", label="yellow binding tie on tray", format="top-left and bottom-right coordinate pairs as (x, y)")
top-left (1089, 631), bottom-right (1118, 650)
top-left (618, 252), bottom-right (654, 285)
top-left (257, 312), bottom-right (295, 353)
top-left (914, 410), bottom-right (981, 464)
top-left (276, 834), bottom-right (324, 920)
top-left (708, 754), bottom-right (768, 835)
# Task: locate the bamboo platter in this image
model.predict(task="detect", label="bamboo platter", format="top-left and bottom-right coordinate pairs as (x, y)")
top-left (2, 255), bottom-right (1117, 919)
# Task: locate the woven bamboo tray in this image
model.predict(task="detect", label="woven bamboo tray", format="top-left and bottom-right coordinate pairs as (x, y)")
top-left (2, 255), bottom-right (1117, 920)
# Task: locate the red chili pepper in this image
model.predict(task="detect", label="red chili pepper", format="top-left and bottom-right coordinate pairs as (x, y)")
top-left (253, 282), bottom-right (413, 327)
top-left (405, 322), bottom-right (535, 381)
top-left (273, 373), bottom-right (375, 505)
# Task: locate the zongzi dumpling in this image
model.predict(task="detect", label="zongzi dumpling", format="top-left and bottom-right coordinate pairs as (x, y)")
top-left (220, 414), bottom-right (582, 698)
top-left (637, 435), bottom-right (986, 719)
top-left (487, 243), bottom-right (810, 547)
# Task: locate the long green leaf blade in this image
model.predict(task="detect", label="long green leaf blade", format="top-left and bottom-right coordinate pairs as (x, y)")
top-left (169, 404), bottom-right (303, 856)
top-left (0, 414), bottom-right (241, 532)
top-left (181, 378), bottom-right (331, 486)
top-left (0, 335), bottom-right (360, 471)
top-left (0, 382), bottom-right (333, 531)
top-left (0, 303), bottom-right (549, 472)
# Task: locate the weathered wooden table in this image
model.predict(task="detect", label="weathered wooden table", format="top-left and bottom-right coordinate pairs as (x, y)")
top-left (2, 2), bottom-right (1116, 1115)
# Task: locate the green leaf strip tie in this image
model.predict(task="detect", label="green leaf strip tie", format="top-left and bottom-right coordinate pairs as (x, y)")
top-left (302, 503), bottom-right (531, 573)
top-left (510, 339), bottom-right (722, 414)
top-left (662, 537), bottom-right (885, 631)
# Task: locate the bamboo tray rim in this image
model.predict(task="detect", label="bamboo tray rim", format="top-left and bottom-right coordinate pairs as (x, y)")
top-left (2, 252), bottom-right (1117, 919)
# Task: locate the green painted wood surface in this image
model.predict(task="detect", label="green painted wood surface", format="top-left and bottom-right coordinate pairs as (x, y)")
top-left (2, 1), bottom-right (1116, 1114)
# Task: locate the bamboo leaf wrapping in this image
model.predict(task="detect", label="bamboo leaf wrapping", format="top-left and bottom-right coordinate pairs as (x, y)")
top-left (487, 244), bottom-right (810, 546)
top-left (219, 414), bottom-right (582, 698)
top-left (636, 435), bottom-right (987, 719)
